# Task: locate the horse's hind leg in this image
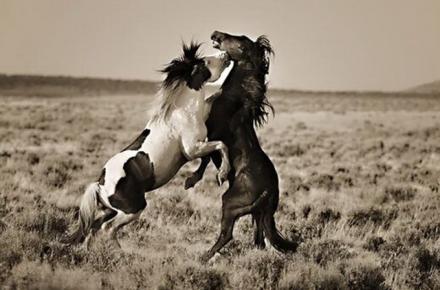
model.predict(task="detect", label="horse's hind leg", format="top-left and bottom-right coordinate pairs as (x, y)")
top-left (84, 208), bottom-right (117, 248)
top-left (253, 212), bottom-right (265, 249)
top-left (105, 210), bottom-right (142, 248)
top-left (92, 208), bottom-right (117, 233)
top-left (101, 151), bottom-right (151, 248)
top-left (201, 209), bottom-right (237, 263)
top-left (201, 190), bottom-right (269, 262)
top-left (100, 195), bottom-right (146, 249)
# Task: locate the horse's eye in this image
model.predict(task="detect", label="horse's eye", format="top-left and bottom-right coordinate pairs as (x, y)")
top-left (206, 60), bottom-right (211, 65)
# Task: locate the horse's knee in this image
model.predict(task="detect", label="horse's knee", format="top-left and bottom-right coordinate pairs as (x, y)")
top-left (215, 141), bottom-right (227, 152)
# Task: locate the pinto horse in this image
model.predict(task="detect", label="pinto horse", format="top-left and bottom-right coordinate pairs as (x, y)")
top-left (64, 42), bottom-right (253, 247)
top-left (185, 32), bottom-right (298, 262)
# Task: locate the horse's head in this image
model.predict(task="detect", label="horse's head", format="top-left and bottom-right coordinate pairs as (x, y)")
top-left (211, 31), bottom-right (274, 127)
top-left (211, 31), bottom-right (273, 74)
top-left (204, 52), bottom-right (231, 83)
top-left (161, 42), bottom-right (230, 91)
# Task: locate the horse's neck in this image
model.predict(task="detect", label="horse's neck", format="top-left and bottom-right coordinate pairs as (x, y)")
top-left (221, 66), bottom-right (265, 150)
top-left (226, 64), bottom-right (261, 84)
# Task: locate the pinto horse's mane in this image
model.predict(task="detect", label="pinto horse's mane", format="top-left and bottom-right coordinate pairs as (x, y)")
top-left (148, 84), bottom-right (183, 123)
top-left (239, 35), bottom-right (274, 127)
top-left (149, 42), bottom-right (206, 123)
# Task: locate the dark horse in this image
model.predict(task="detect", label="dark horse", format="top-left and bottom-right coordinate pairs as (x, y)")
top-left (185, 31), bottom-right (298, 262)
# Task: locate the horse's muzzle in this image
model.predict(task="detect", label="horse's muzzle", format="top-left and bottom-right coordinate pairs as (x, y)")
top-left (211, 31), bottom-right (226, 49)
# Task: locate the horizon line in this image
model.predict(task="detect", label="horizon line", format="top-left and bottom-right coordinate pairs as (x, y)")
top-left (0, 72), bottom-right (438, 95)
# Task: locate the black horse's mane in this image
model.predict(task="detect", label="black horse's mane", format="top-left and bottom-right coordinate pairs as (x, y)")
top-left (240, 35), bottom-right (275, 127)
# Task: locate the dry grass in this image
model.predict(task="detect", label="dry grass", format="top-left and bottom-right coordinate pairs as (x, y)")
top-left (1, 91), bottom-right (440, 289)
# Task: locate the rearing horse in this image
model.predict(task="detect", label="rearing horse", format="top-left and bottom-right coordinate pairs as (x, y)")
top-left (185, 32), bottom-right (298, 262)
top-left (65, 42), bottom-right (234, 247)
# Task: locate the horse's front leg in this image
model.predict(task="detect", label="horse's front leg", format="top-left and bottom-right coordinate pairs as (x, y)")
top-left (183, 140), bottom-right (230, 185)
top-left (184, 156), bottom-right (210, 189)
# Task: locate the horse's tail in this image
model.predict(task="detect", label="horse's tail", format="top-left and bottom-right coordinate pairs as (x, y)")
top-left (62, 182), bottom-right (99, 244)
top-left (262, 212), bottom-right (299, 253)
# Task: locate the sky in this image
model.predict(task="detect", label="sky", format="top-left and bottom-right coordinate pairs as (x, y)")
top-left (0, 0), bottom-right (439, 91)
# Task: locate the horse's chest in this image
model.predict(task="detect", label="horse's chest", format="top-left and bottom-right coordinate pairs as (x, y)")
top-left (181, 101), bottom-right (212, 123)
top-left (176, 106), bottom-right (210, 139)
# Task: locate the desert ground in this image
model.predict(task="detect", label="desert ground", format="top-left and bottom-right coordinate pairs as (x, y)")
top-left (1, 87), bottom-right (440, 289)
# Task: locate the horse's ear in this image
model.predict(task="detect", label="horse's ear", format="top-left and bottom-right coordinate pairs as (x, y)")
top-left (256, 35), bottom-right (274, 56)
top-left (256, 35), bottom-right (274, 74)
top-left (188, 64), bottom-right (211, 91)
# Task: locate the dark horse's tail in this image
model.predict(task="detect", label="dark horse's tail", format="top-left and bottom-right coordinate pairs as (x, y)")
top-left (262, 212), bottom-right (299, 253)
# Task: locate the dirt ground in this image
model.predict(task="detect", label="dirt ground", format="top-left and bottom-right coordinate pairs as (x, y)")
top-left (1, 91), bottom-right (440, 289)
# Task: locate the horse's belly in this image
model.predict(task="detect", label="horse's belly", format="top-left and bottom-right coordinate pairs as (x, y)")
top-left (140, 130), bottom-right (186, 188)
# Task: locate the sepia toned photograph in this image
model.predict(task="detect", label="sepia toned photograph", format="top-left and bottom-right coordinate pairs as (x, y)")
top-left (1, 1), bottom-right (439, 289)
